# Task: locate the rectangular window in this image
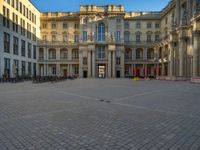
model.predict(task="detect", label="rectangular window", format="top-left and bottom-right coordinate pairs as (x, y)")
top-left (42, 35), bottom-right (47, 41)
top-left (12, 13), bottom-right (18, 32)
top-left (20, 2), bottom-right (22, 13)
top-left (124, 21), bottom-right (129, 29)
top-left (23, 5), bottom-right (25, 16)
top-left (27, 23), bottom-right (31, 39)
top-left (155, 35), bottom-right (160, 42)
top-left (21, 40), bottom-right (26, 57)
top-left (4, 32), bottom-right (10, 53)
top-left (74, 66), bottom-right (79, 75)
top-left (83, 31), bottom-right (87, 41)
top-left (33, 63), bottom-right (36, 77)
top-left (97, 46), bottom-right (105, 59)
top-left (13, 37), bottom-right (19, 55)
top-left (14, 59), bottom-right (19, 75)
top-left (52, 35), bottom-right (56, 42)
top-left (21, 61), bottom-right (26, 75)
top-left (3, 6), bottom-right (6, 27)
top-left (6, 0), bottom-right (10, 5)
top-left (28, 43), bottom-right (32, 58)
top-left (63, 35), bottom-right (68, 42)
top-left (136, 22), bottom-right (141, 29)
top-left (147, 22), bottom-right (152, 29)
top-left (63, 23), bottom-right (68, 29)
top-left (116, 57), bottom-right (120, 65)
top-left (42, 23), bottom-right (47, 29)
top-left (74, 34), bottom-right (79, 43)
top-left (51, 23), bottom-right (56, 29)
top-left (26, 8), bottom-right (28, 18)
top-left (72, 50), bottom-right (79, 59)
top-left (4, 58), bottom-right (10, 77)
top-left (52, 66), bottom-right (56, 75)
top-left (116, 18), bottom-right (121, 23)
top-left (155, 23), bottom-right (160, 28)
top-left (147, 35), bottom-right (152, 42)
top-left (6, 8), bottom-right (10, 28)
top-left (116, 31), bottom-right (121, 42)
top-left (16, 0), bottom-right (18, 10)
top-left (33, 45), bottom-right (36, 59)
top-left (74, 23), bottom-right (79, 29)
top-left (28, 62), bottom-right (32, 75)
top-left (136, 35), bottom-right (141, 42)
top-left (32, 27), bottom-right (36, 41)
top-left (11, 0), bottom-right (14, 7)
top-left (83, 57), bottom-right (87, 65)
top-left (3, 7), bottom-right (10, 28)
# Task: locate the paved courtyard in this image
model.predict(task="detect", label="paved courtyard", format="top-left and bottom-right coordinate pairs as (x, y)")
top-left (0, 79), bottom-right (200, 150)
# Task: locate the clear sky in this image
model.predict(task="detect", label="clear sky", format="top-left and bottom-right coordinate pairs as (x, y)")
top-left (31, 0), bottom-right (171, 12)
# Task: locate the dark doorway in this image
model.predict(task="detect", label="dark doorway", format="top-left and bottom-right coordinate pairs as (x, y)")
top-left (116, 71), bottom-right (120, 78)
top-left (83, 70), bottom-right (87, 78)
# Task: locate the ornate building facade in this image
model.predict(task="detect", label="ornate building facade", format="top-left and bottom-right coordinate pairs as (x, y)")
top-left (1, 0), bottom-right (200, 78)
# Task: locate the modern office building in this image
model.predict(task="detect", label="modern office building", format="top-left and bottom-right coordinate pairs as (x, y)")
top-left (0, 0), bottom-right (40, 78)
top-left (1, 0), bottom-right (200, 78)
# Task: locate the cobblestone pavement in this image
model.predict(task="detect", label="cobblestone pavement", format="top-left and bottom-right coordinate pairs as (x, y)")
top-left (0, 79), bottom-right (200, 150)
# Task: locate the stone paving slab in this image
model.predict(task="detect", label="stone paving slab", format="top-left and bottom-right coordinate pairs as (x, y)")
top-left (0, 79), bottom-right (200, 150)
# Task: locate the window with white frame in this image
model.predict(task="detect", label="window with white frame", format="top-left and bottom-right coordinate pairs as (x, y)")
top-left (136, 22), bottom-right (141, 29)
top-left (98, 23), bottom-right (105, 42)
top-left (116, 31), bottom-right (121, 42)
top-left (83, 31), bottom-right (87, 41)
top-left (97, 46), bottom-right (105, 59)
top-left (124, 31), bottom-right (130, 43)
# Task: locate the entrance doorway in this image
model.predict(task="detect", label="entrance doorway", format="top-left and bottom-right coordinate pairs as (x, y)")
top-left (63, 69), bottom-right (68, 77)
top-left (116, 71), bottom-right (120, 78)
top-left (98, 65), bottom-right (106, 78)
top-left (83, 70), bottom-right (88, 78)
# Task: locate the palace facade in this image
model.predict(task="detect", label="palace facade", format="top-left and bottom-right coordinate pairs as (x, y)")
top-left (1, 0), bottom-right (200, 78)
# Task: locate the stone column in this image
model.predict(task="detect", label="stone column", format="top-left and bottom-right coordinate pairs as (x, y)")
top-left (169, 42), bottom-right (174, 76)
top-left (69, 64), bottom-right (73, 76)
top-left (88, 50), bottom-right (91, 77)
top-left (92, 50), bottom-right (96, 78)
top-left (132, 48), bottom-right (136, 60)
top-left (179, 37), bottom-right (184, 76)
top-left (121, 50), bottom-right (125, 78)
top-left (68, 48), bottom-right (72, 60)
top-left (56, 64), bottom-right (60, 77)
top-left (145, 64), bottom-right (148, 77)
top-left (131, 64), bottom-right (134, 76)
top-left (193, 30), bottom-right (199, 77)
top-left (79, 51), bottom-right (83, 78)
top-left (162, 46), bottom-right (165, 76)
top-left (56, 48), bottom-right (60, 60)
top-left (112, 51), bottom-right (116, 78)
top-left (68, 65), bottom-right (70, 77)
top-left (143, 48), bottom-right (147, 60)
top-left (108, 50), bottom-right (112, 78)
top-left (44, 65), bottom-right (47, 76)
top-left (156, 64), bottom-right (159, 77)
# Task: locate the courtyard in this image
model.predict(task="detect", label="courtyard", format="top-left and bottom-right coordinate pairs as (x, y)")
top-left (0, 79), bottom-right (200, 150)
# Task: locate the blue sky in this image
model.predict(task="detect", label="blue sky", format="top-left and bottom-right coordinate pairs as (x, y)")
top-left (31, 0), bottom-right (171, 12)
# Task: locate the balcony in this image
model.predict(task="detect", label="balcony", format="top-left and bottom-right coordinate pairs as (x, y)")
top-left (38, 40), bottom-right (79, 46)
top-left (124, 40), bottom-right (160, 46)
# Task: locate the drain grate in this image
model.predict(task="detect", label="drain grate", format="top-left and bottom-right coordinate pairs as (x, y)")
top-left (99, 99), bottom-right (111, 103)
top-left (99, 99), bottom-right (105, 102)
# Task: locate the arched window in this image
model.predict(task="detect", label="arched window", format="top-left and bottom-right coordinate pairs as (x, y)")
top-left (98, 23), bottom-right (105, 42)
